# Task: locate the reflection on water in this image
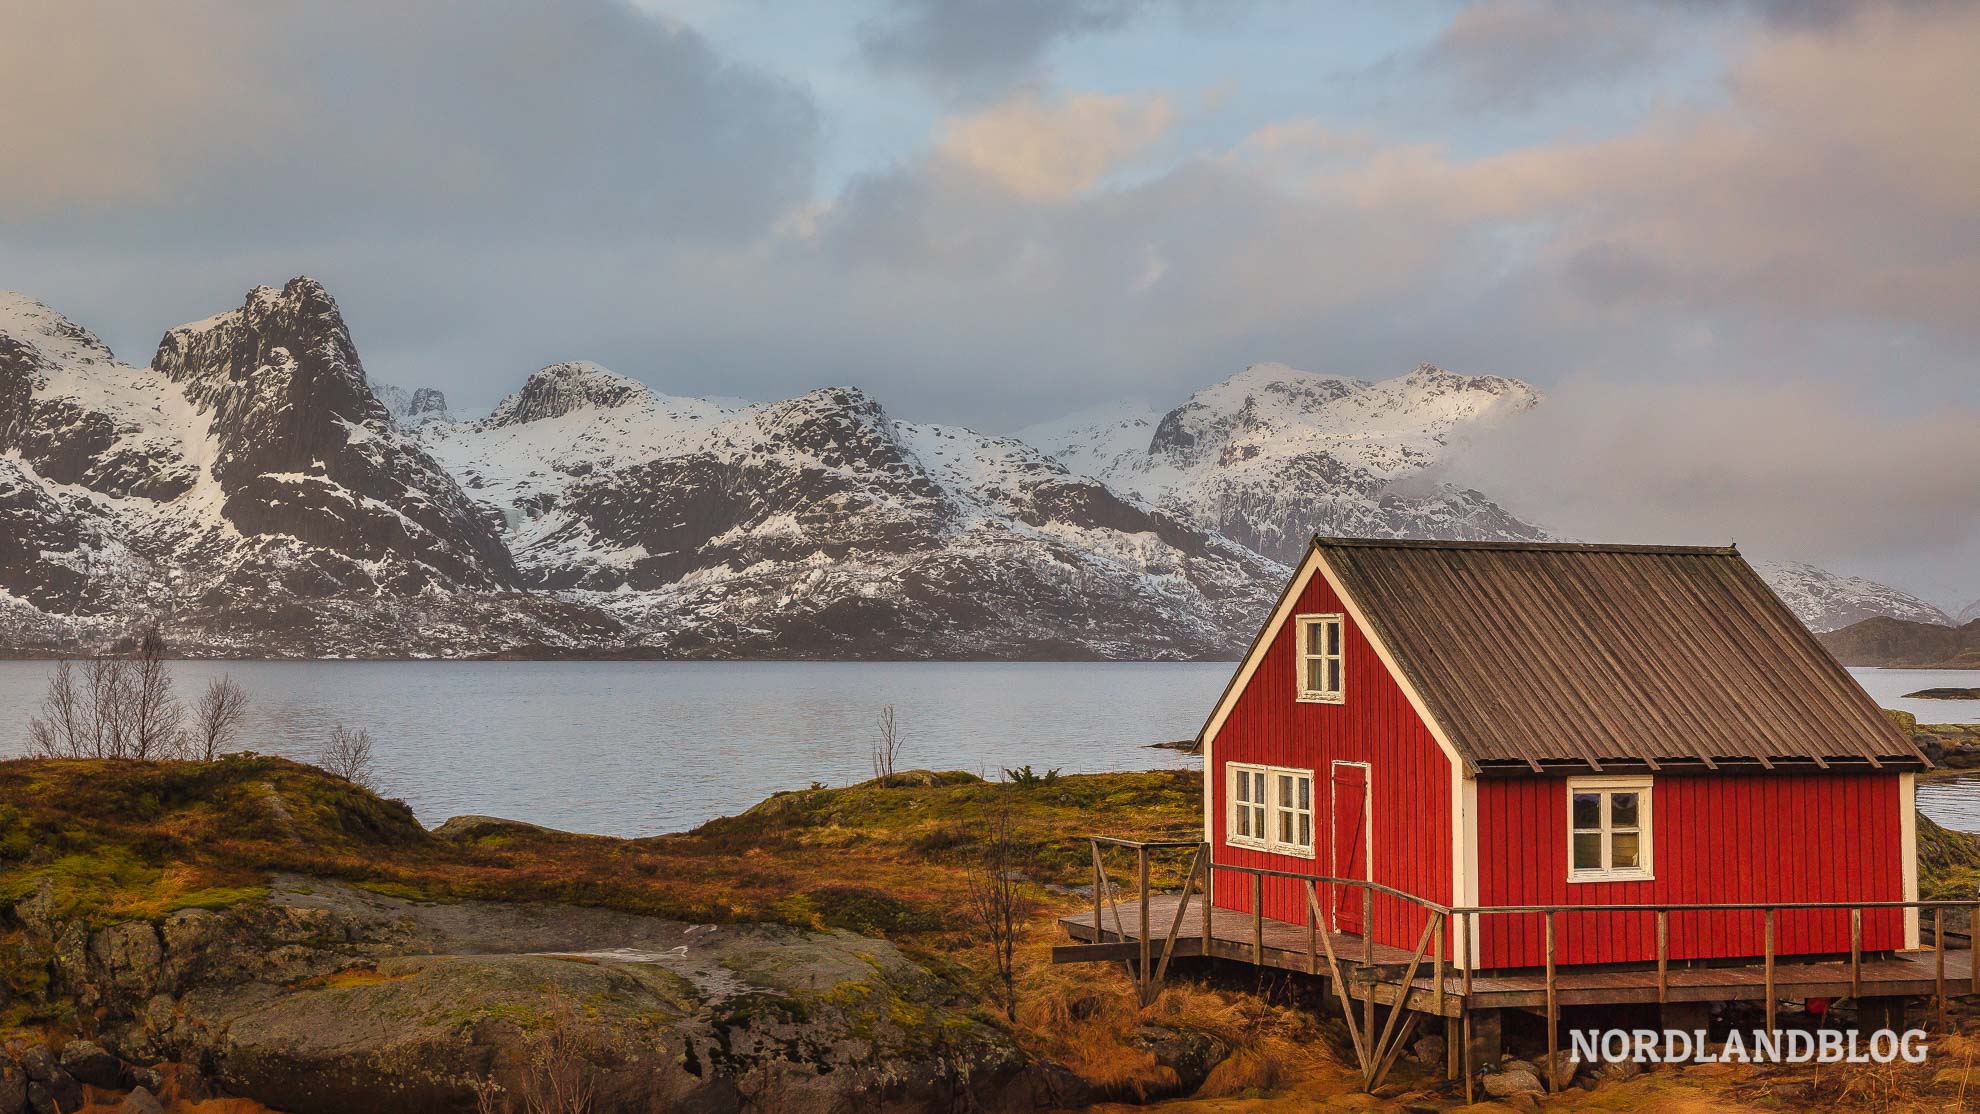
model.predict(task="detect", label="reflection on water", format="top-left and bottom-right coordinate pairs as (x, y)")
top-left (1918, 774), bottom-right (1980, 834)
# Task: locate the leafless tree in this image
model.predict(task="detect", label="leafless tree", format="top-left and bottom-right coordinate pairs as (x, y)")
top-left (318, 724), bottom-right (378, 790)
top-left (26, 661), bottom-right (87, 757)
top-left (125, 625), bottom-right (185, 759)
top-left (25, 637), bottom-right (195, 760)
top-left (872, 703), bottom-right (905, 785)
top-left (962, 783), bottom-right (1033, 1022)
top-left (191, 675), bottom-right (251, 761)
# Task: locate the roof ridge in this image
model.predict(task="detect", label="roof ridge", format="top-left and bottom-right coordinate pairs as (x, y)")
top-left (1313, 536), bottom-right (1740, 556)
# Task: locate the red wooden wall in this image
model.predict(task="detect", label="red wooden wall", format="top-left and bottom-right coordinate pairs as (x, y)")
top-left (1209, 566), bottom-right (1455, 952)
top-left (1475, 772), bottom-right (1905, 968)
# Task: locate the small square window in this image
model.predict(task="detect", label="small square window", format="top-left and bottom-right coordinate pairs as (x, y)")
top-left (1295, 615), bottom-right (1345, 703)
top-left (1566, 776), bottom-right (1653, 882)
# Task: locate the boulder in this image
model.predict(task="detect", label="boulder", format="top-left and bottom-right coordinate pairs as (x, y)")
top-left (1482, 1067), bottom-right (1543, 1097)
top-left (26, 1074), bottom-right (82, 1114)
top-left (1411, 1033), bottom-right (1446, 1067)
top-left (119, 1088), bottom-right (166, 1114)
top-left (57, 1040), bottom-right (124, 1089)
top-left (0, 1065), bottom-right (25, 1114)
top-left (1126, 1024), bottom-right (1232, 1096)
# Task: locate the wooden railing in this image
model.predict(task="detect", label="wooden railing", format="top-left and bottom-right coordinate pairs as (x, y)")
top-left (1083, 838), bottom-right (1980, 1098)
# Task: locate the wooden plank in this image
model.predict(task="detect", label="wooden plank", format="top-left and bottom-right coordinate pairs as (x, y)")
top-left (1305, 880), bottom-right (1319, 975)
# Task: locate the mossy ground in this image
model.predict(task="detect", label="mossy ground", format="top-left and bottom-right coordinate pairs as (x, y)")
top-left (11, 754), bottom-right (1980, 1112)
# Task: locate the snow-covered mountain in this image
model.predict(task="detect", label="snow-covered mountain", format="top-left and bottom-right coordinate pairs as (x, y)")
top-left (2, 280), bottom-right (1958, 657)
top-left (1020, 362), bottom-right (1546, 565)
top-left (415, 364), bottom-right (1282, 658)
top-left (0, 280), bottom-right (1279, 658)
top-left (1752, 560), bottom-right (1954, 633)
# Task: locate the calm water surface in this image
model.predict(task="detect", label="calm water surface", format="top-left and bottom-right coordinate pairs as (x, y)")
top-left (2, 661), bottom-right (1974, 836)
top-left (0, 661), bottom-right (1219, 836)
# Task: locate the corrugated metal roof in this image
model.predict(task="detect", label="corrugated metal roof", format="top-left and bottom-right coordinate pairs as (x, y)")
top-left (1316, 538), bottom-right (1926, 772)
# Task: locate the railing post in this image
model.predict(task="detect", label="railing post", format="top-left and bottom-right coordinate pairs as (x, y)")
top-left (1461, 912), bottom-right (1474, 1106)
top-left (1362, 886), bottom-right (1375, 965)
top-left (1970, 899), bottom-right (1978, 996)
top-left (1433, 912), bottom-right (1446, 1021)
top-left (1763, 908), bottom-right (1776, 1034)
top-left (1544, 910), bottom-right (1558, 1093)
top-left (1091, 839), bottom-right (1103, 945)
top-left (1138, 844), bottom-right (1152, 1001)
top-left (1936, 906), bottom-right (1947, 1027)
top-left (1201, 852), bottom-right (1214, 957)
top-left (1656, 910), bottom-right (1668, 1004)
top-left (1851, 907), bottom-right (1862, 1001)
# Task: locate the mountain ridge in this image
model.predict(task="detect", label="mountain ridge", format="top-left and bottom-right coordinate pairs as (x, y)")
top-left (1, 278), bottom-right (1956, 658)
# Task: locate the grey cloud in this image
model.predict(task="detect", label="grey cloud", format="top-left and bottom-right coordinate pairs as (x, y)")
top-left (1419, 0), bottom-right (1670, 111)
top-left (856, 0), bottom-right (1145, 98)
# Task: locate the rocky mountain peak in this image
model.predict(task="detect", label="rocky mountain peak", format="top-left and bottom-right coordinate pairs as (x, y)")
top-left (485, 362), bottom-right (654, 426)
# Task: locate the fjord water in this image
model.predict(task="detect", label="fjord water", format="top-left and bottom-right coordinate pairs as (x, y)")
top-left (1, 662), bottom-right (1973, 837)
top-left (0, 661), bottom-right (1221, 836)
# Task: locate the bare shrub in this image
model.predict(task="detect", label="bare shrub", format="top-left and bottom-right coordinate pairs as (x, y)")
top-left (872, 704), bottom-right (905, 785)
top-left (190, 675), bottom-right (251, 761)
top-left (26, 660), bottom-right (87, 757)
top-left (962, 782), bottom-right (1033, 1022)
top-left (318, 724), bottom-right (378, 790)
top-left (474, 1006), bottom-right (598, 1114)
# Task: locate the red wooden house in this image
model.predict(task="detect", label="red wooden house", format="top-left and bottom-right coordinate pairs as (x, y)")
top-left (1200, 538), bottom-right (1928, 971)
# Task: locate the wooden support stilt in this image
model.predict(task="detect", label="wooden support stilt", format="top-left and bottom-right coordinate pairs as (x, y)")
top-left (1460, 911), bottom-right (1474, 1103)
top-left (1544, 910), bottom-right (1558, 1093)
top-left (1433, 913), bottom-right (1446, 1021)
top-left (1307, 882), bottom-right (1370, 1078)
top-left (1251, 873), bottom-right (1264, 966)
top-left (1366, 915), bottom-right (1438, 1089)
top-left (1150, 846), bottom-right (1204, 999)
top-left (1305, 880), bottom-right (1318, 975)
top-left (1369, 1009), bottom-right (1425, 1091)
top-left (1362, 886), bottom-right (1376, 1051)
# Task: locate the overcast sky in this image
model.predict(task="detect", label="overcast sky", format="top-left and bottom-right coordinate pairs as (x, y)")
top-left (3, 1), bottom-right (1976, 605)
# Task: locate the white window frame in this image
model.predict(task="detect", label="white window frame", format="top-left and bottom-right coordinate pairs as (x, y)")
top-left (1566, 775), bottom-right (1654, 883)
top-left (1295, 614), bottom-right (1345, 703)
top-left (1227, 762), bottom-right (1316, 859)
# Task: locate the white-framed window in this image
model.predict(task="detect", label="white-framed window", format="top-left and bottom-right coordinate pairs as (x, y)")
top-left (1295, 614), bottom-right (1344, 703)
top-left (1567, 775), bottom-right (1653, 882)
top-left (1228, 763), bottom-right (1315, 858)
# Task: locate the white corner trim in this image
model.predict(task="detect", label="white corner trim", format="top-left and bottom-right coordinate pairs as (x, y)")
top-left (1901, 771), bottom-right (1920, 949)
top-left (1200, 551), bottom-right (1325, 846)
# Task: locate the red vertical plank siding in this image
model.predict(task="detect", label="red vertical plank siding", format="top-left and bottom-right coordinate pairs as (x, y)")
top-left (1476, 772), bottom-right (1904, 966)
top-left (1209, 571), bottom-right (1454, 951)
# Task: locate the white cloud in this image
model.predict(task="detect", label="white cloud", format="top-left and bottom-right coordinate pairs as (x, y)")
top-left (935, 91), bottom-right (1174, 200)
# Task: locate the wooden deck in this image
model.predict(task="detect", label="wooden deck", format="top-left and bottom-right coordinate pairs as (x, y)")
top-left (1059, 893), bottom-right (1976, 1016)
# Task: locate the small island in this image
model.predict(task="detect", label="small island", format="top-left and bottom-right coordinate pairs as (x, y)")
top-left (1904, 687), bottom-right (1980, 700)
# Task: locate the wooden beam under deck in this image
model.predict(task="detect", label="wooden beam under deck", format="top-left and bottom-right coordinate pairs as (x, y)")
top-left (1060, 894), bottom-right (1977, 1016)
